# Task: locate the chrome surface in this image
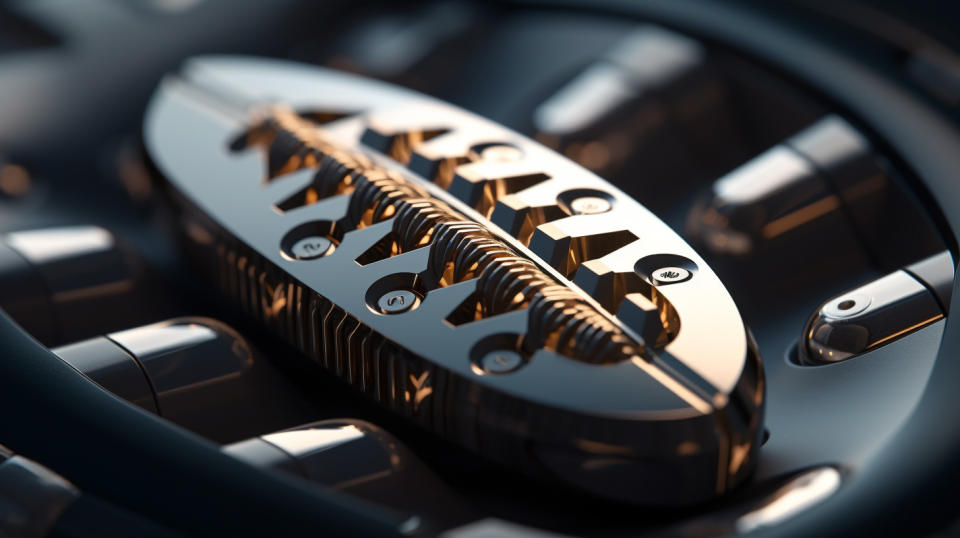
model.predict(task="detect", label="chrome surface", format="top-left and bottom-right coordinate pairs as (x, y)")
top-left (735, 467), bottom-right (842, 534)
top-left (688, 115), bottom-right (943, 271)
top-left (0, 455), bottom-right (79, 538)
top-left (0, 225), bottom-right (147, 345)
top-left (533, 25), bottom-right (702, 136)
top-left (101, 317), bottom-right (314, 442)
top-left (143, 56), bottom-right (764, 505)
top-left (804, 270), bottom-right (944, 363)
top-left (227, 419), bottom-right (473, 529)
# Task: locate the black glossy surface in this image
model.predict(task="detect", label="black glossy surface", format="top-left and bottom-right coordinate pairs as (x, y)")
top-left (0, 308), bottom-right (403, 536)
top-left (0, 0), bottom-right (957, 535)
top-left (54, 336), bottom-right (158, 415)
top-left (559, 1), bottom-right (960, 535)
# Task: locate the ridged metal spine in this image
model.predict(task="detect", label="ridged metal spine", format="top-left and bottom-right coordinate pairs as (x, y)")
top-left (230, 111), bottom-right (641, 366)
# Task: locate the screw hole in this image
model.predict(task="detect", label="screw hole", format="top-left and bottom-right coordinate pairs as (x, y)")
top-left (469, 333), bottom-right (528, 375)
top-left (365, 273), bottom-right (426, 315)
top-left (280, 220), bottom-right (342, 261)
top-left (837, 299), bottom-right (856, 311)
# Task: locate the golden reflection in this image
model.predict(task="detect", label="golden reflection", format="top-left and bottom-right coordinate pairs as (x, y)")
top-left (0, 164), bottom-right (31, 197)
top-left (574, 438), bottom-right (632, 455)
top-left (117, 154), bottom-right (153, 202)
top-left (408, 371), bottom-right (433, 411)
top-left (578, 141), bottom-right (611, 171)
top-left (728, 441), bottom-right (751, 474)
top-left (51, 279), bottom-right (135, 303)
top-left (761, 194), bottom-right (840, 239)
top-left (185, 220), bottom-right (214, 246)
top-left (388, 128), bottom-right (449, 164)
top-left (259, 276), bottom-right (288, 318)
top-left (866, 314), bottom-right (943, 349)
top-left (841, 172), bottom-right (886, 200)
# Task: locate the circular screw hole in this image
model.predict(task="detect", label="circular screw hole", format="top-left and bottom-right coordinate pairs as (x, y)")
top-left (635, 254), bottom-right (697, 285)
top-left (557, 188), bottom-right (615, 216)
top-left (377, 289), bottom-right (421, 314)
top-left (469, 142), bottom-right (523, 163)
top-left (837, 299), bottom-right (856, 311)
top-left (477, 349), bottom-right (525, 374)
top-left (281, 220), bottom-right (341, 261)
top-left (290, 236), bottom-right (334, 260)
top-left (653, 266), bottom-right (691, 285)
top-left (365, 273), bottom-right (426, 316)
top-left (469, 333), bottom-right (527, 375)
top-left (569, 196), bottom-right (612, 215)
top-left (822, 293), bottom-right (871, 319)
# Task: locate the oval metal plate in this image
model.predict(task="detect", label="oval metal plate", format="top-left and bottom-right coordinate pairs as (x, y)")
top-left (143, 56), bottom-right (763, 506)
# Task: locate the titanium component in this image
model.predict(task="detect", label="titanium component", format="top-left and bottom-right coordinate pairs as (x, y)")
top-left (289, 235), bottom-right (334, 260)
top-left (0, 225), bottom-right (149, 346)
top-left (652, 266), bottom-right (692, 285)
top-left (477, 349), bottom-right (525, 374)
top-left (687, 116), bottom-right (943, 269)
top-left (532, 25), bottom-right (709, 177)
top-left (377, 289), bottom-right (420, 314)
top-left (568, 195), bottom-right (612, 215)
top-left (802, 251), bottom-right (953, 363)
top-left (226, 419), bottom-right (474, 529)
top-left (143, 56), bottom-right (764, 505)
top-left (54, 317), bottom-right (314, 442)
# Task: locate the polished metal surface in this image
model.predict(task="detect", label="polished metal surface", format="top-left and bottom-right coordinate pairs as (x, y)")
top-left (0, 0), bottom-right (960, 536)
top-left (6, 226), bottom-right (115, 264)
top-left (687, 115), bottom-right (943, 269)
top-left (143, 56), bottom-right (763, 505)
top-left (227, 419), bottom-right (474, 529)
top-left (532, 25), bottom-right (706, 178)
top-left (804, 270), bottom-right (944, 363)
top-left (735, 467), bottom-right (842, 534)
top-left (0, 455), bottom-right (79, 538)
top-left (92, 317), bottom-right (317, 442)
top-left (687, 137), bottom-right (845, 256)
top-left (108, 318), bottom-right (252, 412)
top-left (533, 25), bottom-right (703, 136)
top-left (0, 1), bottom-right (958, 535)
top-left (54, 336), bottom-right (158, 414)
top-left (0, 226), bottom-right (147, 345)
top-left (663, 466), bottom-right (844, 536)
top-left (906, 250), bottom-right (955, 311)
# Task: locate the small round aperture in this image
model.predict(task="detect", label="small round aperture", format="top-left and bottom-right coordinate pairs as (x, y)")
top-left (470, 333), bottom-right (528, 375)
top-left (557, 188), bottom-right (616, 216)
top-left (280, 221), bottom-right (341, 261)
top-left (365, 273), bottom-right (426, 315)
top-left (468, 142), bottom-right (524, 163)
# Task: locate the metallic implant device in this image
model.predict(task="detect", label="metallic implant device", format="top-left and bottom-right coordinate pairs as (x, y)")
top-left (802, 251), bottom-right (954, 364)
top-left (143, 56), bottom-right (764, 506)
